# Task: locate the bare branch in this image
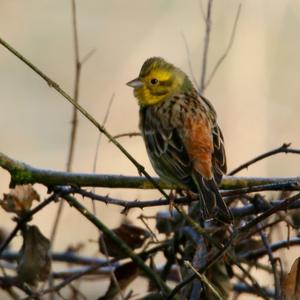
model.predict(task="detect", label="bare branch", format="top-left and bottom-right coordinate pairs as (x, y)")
top-left (93, 94), bottom-right (115, 173)
top-left (62, 193), bottom-right (171, 296)
top-left (1, 151), bottom-right (299, 191)
top-left (0, 193), bottom-right (58, 255)
top-left (0, 35), bottom-right (170, 200)
top-left (204, 3), bottom-right (242, 89)
top-left (229, 143), bottom-right (300, 175)
top-left (200, 0), bottom-right (213, 93)
top-left (240, 237), bottom-right (300, 261)
top-left (257, 224), bottom-right (281, 299)
top-left (66, 0), bottom-right (81, 172)
top-left (112, 132), bottom-right (141, 140)
top-left (181, 33), bottom-right (199, 89)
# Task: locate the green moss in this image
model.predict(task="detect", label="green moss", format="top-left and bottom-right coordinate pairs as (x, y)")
top-left (10, 169), bottom-right (33, 185)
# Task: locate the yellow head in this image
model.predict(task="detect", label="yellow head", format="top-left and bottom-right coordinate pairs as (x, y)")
top-left (127, 57), bottom-right (193, 106)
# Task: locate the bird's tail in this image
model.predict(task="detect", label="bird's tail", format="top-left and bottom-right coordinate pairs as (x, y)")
top-left (192, 175), bottom-right (233, 223)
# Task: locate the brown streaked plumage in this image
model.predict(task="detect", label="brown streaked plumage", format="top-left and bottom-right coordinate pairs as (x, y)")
top-left (127, 57), bottom-right (232, 223)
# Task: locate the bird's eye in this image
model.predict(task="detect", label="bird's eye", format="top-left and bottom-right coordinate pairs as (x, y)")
top-left (150, 78), bottom-right (158, 85)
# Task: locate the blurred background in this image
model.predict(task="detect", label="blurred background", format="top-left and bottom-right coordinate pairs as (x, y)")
top-left (0, 0), bottom-right (300, 298)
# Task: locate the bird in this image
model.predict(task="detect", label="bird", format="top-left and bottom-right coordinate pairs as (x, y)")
top-left (127, 57), bottom-right (232, 223)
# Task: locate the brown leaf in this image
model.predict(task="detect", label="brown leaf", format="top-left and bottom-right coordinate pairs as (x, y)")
top-left (1, 185), bottom-right (40, 215)
top-left (99, 223), bottom-right (150, 258)
top-left (0, 228), bottom-right (8, 246)
top-left (290, 209), bottom-right (300, 229)
top-left (235, 238), bottom-right (263, 256)
top-left (98, 261), bottom-right (139, 300)
top-left (282, 257), bottom-right (300, 300)
top-left (17, 225), bottom-right (51, 285)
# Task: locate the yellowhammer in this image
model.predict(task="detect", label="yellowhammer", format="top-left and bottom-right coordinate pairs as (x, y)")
top-left (127, 57), bottom-right (232, 223)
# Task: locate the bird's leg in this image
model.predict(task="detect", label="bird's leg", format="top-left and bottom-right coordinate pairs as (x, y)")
top-left (168, 189), bottom-right (177, 216)
top-left (186, 190), bottom-right (198, 202)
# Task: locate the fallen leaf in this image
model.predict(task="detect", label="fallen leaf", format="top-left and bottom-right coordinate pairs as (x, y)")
top-left (99, 223), bottom-right (150, 258)
top-left (282, 257), bottom-right (300, 300)
top-left (17, 225), bottom-right (50, 285)
top-left (1, 185), bottom-right (40, 215)
top-left (98, 261), bottom-right (139, 300)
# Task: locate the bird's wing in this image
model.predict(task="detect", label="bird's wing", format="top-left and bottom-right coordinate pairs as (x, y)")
top-left (140, 96), bottom-right (232, 222)
top-left (189, 94), bottom-right (227, 182)
top-left (212, 124), bottom-right (227, 183)
top-left (181, 93), bottom-right (231, 222)
top-left (182, 114), bottom-right (214, 180)
top-left (140, 106), bottom-right (194, 188)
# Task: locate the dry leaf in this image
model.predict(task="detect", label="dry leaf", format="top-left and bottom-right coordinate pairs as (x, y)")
top-left (282, 257), bottom-right (300, 300)
top-left (290, 209), bottom-right (300, 229)
top-left (99, 223), bottom-right (150, 258)
top-left (235, 237), bottom-right (263, 256)
top-left (17, 225), bottom-right (51, 285)
top-left (98, 261), bottom-right (139, 300)
top-left (1, 185), bottom-right (40, 215)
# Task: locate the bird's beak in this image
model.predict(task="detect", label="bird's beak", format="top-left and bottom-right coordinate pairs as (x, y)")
top-left (126, 78), bottom-right (144, 88)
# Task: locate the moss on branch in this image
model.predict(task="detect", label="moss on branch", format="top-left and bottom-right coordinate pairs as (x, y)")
top-left (0, 152), bottom-right (299, 190)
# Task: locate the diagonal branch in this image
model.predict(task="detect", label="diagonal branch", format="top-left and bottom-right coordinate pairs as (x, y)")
top-left (200, 0), bottom-right (213, 93)
top-left (0, 36), bottom-right (169, 200)
top-left (61, 192), bottom-right (171, 296)
top-left (0, 193), bottom-right (58, 255)
top-left (229, 143), bottom-right (300, 175)
top-left (204, 3), bottom-right (242, 89)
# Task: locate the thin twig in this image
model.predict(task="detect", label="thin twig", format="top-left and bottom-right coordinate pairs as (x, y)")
top-left (81, 48), bottom-right (96, 65)
top-left (112, 132), bottom-right (141, 140)
top-left (233, 283), bottom-right (275, 299)
top-left (199, 0), bottom-right (206, 22)
top-left (229, 143), bottom-right (300, 175)
top-left (99, 238), bottom-right (126, 300)
top-left (0, 251), bottom-right (109, 266)
top-left (66, 0), bottom-right (81, 173)
top-left (257, 224), bottom-right (281, 299)
top-left (72, 186), bottom-right (300, 214)
top-left (49, 2), bottom-right (84, 296)
top-left (204, 3), bottom-right (242, 89)
top-left (22, 262), bottom-right (108, 300)
top-left (239, 192), bottom-right (300, 234)
top-left (62, 192), bottom-right (171, 296)
top-left (222, 181), bottom-right (300, 197)
top-left (0, 193), bottom-right (58, 255)
top-left (200, 0), bottom-right (213, 93)
top-left (240, 237), bottom-right (300, 261)
top-left (184, 261), bottom-right (224, 300)
top-left (166, 234), bottom-right (234, 299)
top-left (176, 206), bottom-right (267, 299)
top-left (92, 94), bottom-right (115, 173)
top-left (181, 33), bottom-right (199, 89)
top-left (0, 35), bottom-right (170, 200)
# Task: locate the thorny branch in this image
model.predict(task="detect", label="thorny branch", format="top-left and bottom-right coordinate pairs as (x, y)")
top-left (200, 0), bottom-right (213, 93)
top-left (0, 193), bottom-right (59, 256)
top-left (204, 3), bottom-right (242, 89)
top-left (0, 35), bottom-right (170, 201)
top-left (229, 143), bottom-right (300, 175)
top-left (0, 151), bottom-right (299, 191)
